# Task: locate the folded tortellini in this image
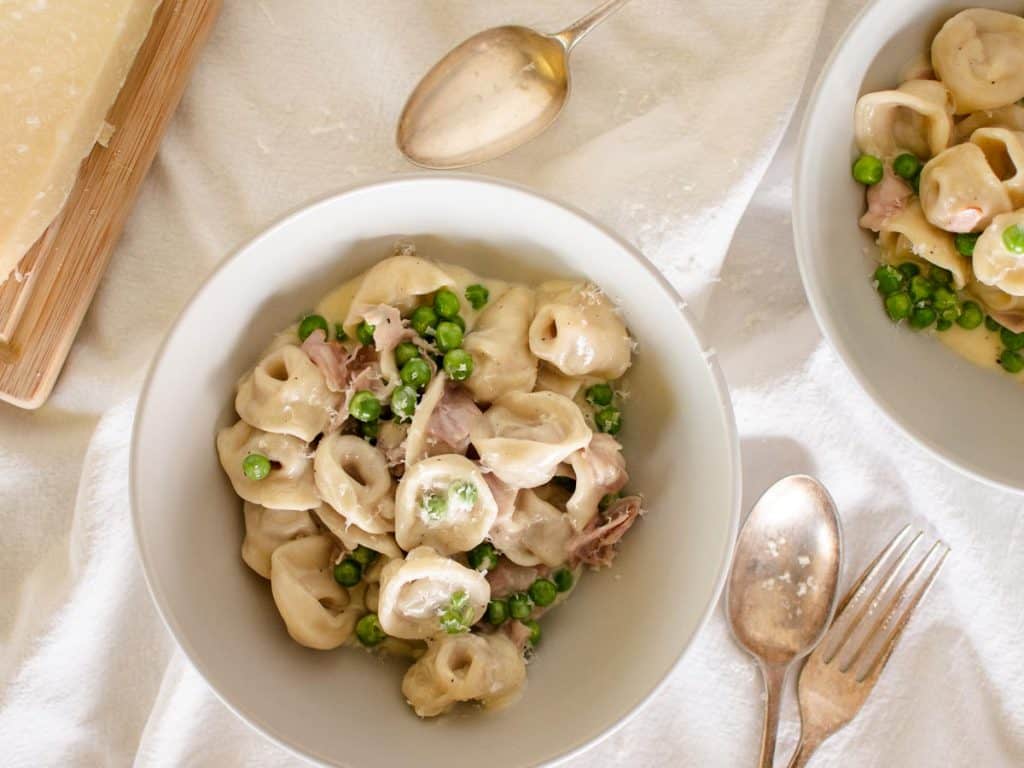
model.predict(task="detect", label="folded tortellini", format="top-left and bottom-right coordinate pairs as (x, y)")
top-left (462, 285), bottom-right (538, 403)
top-left (955, 104), bottom-right (1024, 143)
top-left (342, 253), bottom-right (454, 334)
top-left (470, 391), bottom-right (592, 489)
top-left (528, 280), bottom-right (632, 379)
top-left (488, 488), bottom-right (572, 568)
top-left (878, 201), bottom-right (971, 288)
top-left (314, 433), bottom-right (395, 534)
top-left (216, 420), bottom-right (319, 510)
top-left (970, 127), bottom-right (1024, 207)
top-left (377, 546), bottom-right (490, 640)
top-left (566, 433), bottom-right (629, 533)
top-left (932, 9), bottom-right (1024, 113)
top-left (235, 345), bottom-right (339, 442)
top-left (402, 632), bottom-right (526, 717)
top-left (854, 79), bottom-right (953, 160)
top-left (972, 211), bottom-right (1024, 296)
top-left (395, 454), bottom-right (498, 554)
top-left (241, 502), bottom-right (319, 579)
top-left (312, 504), bottom-right (402, 560)
top-left (270, 535), bottom-right (363, 649)
top-left (919, 143), bottom-right (1011, 233)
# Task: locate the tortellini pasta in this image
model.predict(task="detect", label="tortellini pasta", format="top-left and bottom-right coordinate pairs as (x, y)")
top-left (954, 104), bottom-right (1024, 143)
top-left (343, 254), bottom-right (453, 334)
top-left (402, 632), bottom-right (526, 717)
top-left (270, 535), bottom-right (363, 649)
top-left (314, 434), bottom-right (395, 533)
top-left (470, 390), bottom-right (592, 488)
top-left (488, 489), bottom-right (573, 568)
top-left (216, 420), bottom-right (319, 510)
top-left (932, 9), bottom-right (1024, 113)
top-left (528, 280), bottom-right (633, 379)
top-left (377, 546), bottom-right (490, 640)
top-left (919, 143), bottom-right (1011, 232)
top-left (854, 79), bottom-right (953, 160)
top-left (970, 127), bottom-right (1024, 207)
top-left (462, 285), bottom-right (538, 403)
top-left (235, 345), bottom-right (339, 442)
top-left (566, 433), bottom-right (629, 533)
top-left (972, 210), bottom-right (1024, 296)
top-left (394, 454), bottom-right (498, 554)
top-left (313, 504), bottom-right (403, 560)
top-left (878, 201), bottom-right (971, 288)
top-left (241, 502), bottom-right (319, 579)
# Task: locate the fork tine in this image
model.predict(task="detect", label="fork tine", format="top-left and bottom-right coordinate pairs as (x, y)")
top-left (822, 525), bottom-right (916, 663)
top-left (850, 541), bottom-right (951, 682)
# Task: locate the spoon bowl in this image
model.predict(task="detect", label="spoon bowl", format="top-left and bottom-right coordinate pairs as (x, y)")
top-left (726, 475), bottom-right (842, 767)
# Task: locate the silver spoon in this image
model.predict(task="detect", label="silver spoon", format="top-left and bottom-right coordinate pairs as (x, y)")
top-left (396, 0), bottom-right (633, 169)
top-left (726, 476), bottom-right (843, 768)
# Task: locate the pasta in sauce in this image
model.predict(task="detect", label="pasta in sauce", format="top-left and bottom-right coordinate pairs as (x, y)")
top-left (215, 243), bottom-right (646, 717)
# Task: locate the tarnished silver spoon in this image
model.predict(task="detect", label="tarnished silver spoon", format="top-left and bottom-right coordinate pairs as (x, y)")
top-left (726, 476), bottom-right (843, 767)
top-left (396, 0), bottom-right (633, 169)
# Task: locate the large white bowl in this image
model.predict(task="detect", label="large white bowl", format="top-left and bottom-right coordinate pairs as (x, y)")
top-left (131, 175), bottom-right (741, 767)
top-left (794, 0), bottom-right (1024, 493)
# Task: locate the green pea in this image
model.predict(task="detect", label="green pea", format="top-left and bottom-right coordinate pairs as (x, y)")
top-left (356, 320), bottom-right (376, 346)
top-left (394, 341), bottom-right (420, 368)
top-left (486, 599), bottom-right (509, 626)
top-left (930, 268), bottom-right (953, 287)
top-left (433, 288), bottom-right (461, 319)
top-left (360, 420), bottom-right (380, 441)
top-left (333, 557), bottom-right (362, 587)
top-left (351, 545), bottom-right (379, 567)
top-left (898, 262), bottom-right (921, 279)
top-left (586, 383), bottom-right (614, 406)
top-left (465, 284), bottom-right (490, 310)
top-left (422, 491), bottom-right (447, 520)
top-left (892, 153), bottom-right (921, 180)
top-left (909, 275), bottom-right (936, 303)
top-left (297, 314), bottom-right (328, 342)
top-left (938, 306), bottom-right (960, 323)
top-left (355, 613), bottom-right (387, 646)
top-left (1001, 327), bottom-right (1024, 351)
top-left (450, 480), bottom-right (478, 506)
top-left (957, 301), bottom-right (984, 330)
top-left (468, 542), bottom-right (499, 571)
top-left (522, 618), bottom-right (541, 646)
top-left (553, 568), bottom-right (574, 593)
top-left (400, 357), bottom-right (432, 389)
top-left (932, 286), bottom-right (957, 310)
top-left (242, 453), bottom-right (271, 481)
top-left (450, 314), bottom-right (466, 332)
top-left (443, 349), bottom-right (474, 381)
top-left (1001, 350), bottom-right (1024, 373)
top-left (1003, 224), bottom-right (1024, 254)
top-left (599, 492), bottom-right (620, 510)
top-left (435, 320), bottom-right (464, 352)
top-left (391, 385), bottom-right (418, 421)
top-left (348, 390), bottom-right (381, 423)
top-left (410, 306), bottom-right (438, 336)
top-left (529, 578), bottom-right (557, 607)
top-left (335, 323), bottom-right (348, 342)
top-left (985, 315), bottom-right (1003, 332)
top-left (909, 306), bottom-right (937, 330)
top-left (954, 232), bottom-right (980, 257)
top-left (884, 291), bottom-right (912, 321)
top-left (508, 592), bottom-right (533, 621)
top-left (936, 318), bottom-right (953, 331)
top-left (595, 406), bottom-right (622, 435)
top-left (873, 265), bottom-right (904, 296)
top-left (852, 154), bottom-right (884, 185)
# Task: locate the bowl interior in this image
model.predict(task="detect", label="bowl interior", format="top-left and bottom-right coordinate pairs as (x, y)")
top-left (132, 176), bottom-right (740, 767)
top-left (795, 0), bottom-right (1024, 493)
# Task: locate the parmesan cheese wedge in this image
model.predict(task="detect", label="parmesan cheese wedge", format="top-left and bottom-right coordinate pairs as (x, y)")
top-left (0, 0), bottom-right (162, 286)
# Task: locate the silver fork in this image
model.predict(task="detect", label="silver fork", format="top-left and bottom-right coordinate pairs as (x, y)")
top-left (785, 525), bottom-right (950, 767)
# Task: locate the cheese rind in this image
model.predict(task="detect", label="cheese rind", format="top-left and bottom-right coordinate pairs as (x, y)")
top-left (0, 0), bottom-right (161, 285)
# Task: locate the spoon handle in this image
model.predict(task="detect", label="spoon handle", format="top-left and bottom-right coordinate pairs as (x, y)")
top-left (758, 662), bottom-right (787, 768)
top-left (554, 0), bottom-right (633, 51)
top-left (785, 734), bottom-right (822, 768)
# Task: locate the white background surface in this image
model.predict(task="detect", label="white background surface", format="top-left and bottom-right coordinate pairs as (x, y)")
top-left (1, 1), bottom-right (1022, 765)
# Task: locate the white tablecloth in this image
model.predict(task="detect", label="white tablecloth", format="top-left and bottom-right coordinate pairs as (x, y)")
top-left (2, 1), bottom-right (1023, 765)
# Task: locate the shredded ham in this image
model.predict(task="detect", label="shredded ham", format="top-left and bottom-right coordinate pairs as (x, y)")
top-left (567, 495), bottom-right (643, 569)
top-left (426, 383), bottom-right (483, 454)
top-left (486, 559), bottom-right (539, 598)
top-left (991, 309), bottom-right (1024, 334)
top-left (301, 329), bottom-right (351, 392)
top-left (483, 473), bottom-right (517, 519)
top-left (503, 620), bottom-right (533, 653)
top-left (567, 433), bottom-right (628, 532)
top-left (859, 166), bottom-right (912, 232)
top-left (301, 332), bottom-right (392, 420)
top-left (364, 304), bottom-right (406, 355)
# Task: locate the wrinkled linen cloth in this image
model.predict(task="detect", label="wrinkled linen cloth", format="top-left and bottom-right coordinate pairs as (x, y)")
top-left (2, 1), bottom-right (1022, 765)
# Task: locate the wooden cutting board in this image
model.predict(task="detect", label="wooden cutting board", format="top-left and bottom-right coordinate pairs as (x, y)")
top-left (0, 0), bottom-right (222, 409)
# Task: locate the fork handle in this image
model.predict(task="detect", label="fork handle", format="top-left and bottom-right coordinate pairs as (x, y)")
top-left (758, 662), bottom-right (788, 768)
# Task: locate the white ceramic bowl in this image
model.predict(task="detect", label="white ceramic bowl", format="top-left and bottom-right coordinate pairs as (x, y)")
top-left (794, 0), bottom-right (1024, 493)
top-left (131, 175), bottom-right (740, 767)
